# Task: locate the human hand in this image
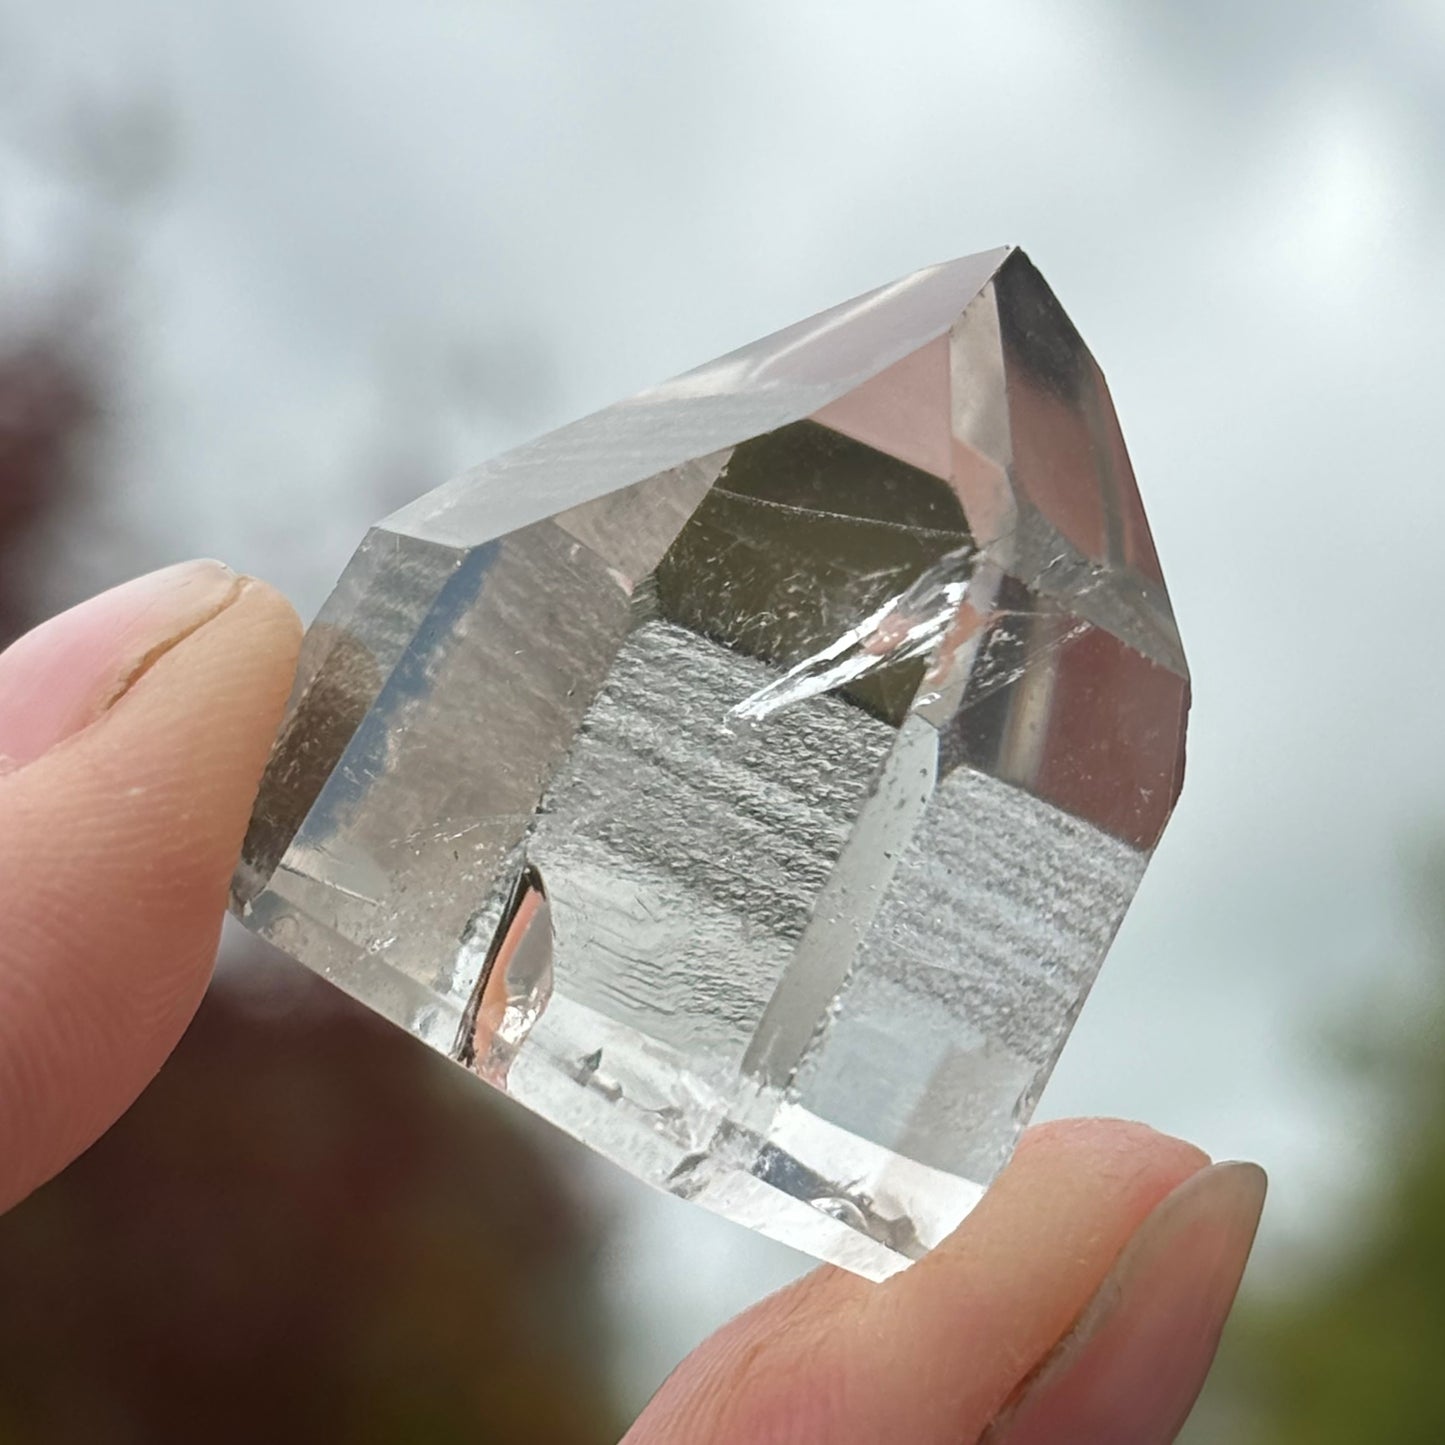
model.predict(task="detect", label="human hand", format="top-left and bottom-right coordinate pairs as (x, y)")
top-left (0, 561), bottom-right (1265, 1444)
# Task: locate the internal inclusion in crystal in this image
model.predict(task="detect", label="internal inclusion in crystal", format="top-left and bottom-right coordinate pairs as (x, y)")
top-left (233, 248), bottom-right (1189, 1280)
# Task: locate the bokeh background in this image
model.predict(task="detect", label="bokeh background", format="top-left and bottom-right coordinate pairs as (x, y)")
top-left (2, 2), bottom-right (1443, 1439)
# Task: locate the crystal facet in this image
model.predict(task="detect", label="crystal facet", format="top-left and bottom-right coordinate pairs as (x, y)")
top-left (233, 249), bottom-right (1188, 1279)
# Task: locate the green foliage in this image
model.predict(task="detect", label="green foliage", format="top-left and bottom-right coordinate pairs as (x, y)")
top-left (1193, 845), bottom-right (1445, 1442)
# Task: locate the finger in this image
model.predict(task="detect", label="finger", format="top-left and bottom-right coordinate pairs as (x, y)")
top-left (626, 1119), bottom-right (1225, 1444)
top-left (0, 561), bottom-right (300, 1210)
top-left (982, 1159), bottom-right (1266, 1443)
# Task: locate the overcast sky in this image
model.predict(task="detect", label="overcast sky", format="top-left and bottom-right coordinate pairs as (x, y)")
top-left (4, 0), bottom-right (1443, 1406)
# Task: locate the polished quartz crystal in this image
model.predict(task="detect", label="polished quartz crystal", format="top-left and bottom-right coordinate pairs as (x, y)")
top-left (232, 248), bottom-right (1188, 1279)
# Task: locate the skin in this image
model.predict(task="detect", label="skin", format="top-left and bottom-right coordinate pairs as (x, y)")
top-left (0, 562), bottom-right (1266, 1443)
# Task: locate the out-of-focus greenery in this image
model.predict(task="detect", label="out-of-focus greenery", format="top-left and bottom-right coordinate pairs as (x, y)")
top-left (1187, 848), bottom-right (1445, 1443)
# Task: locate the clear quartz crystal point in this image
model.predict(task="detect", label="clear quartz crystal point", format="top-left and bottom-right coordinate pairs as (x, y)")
top-left (232, 248), bottom-right (1188, 1280)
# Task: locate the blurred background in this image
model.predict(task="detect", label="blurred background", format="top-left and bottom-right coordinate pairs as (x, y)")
top-left (1, 1), bottom-right (1442, 1439)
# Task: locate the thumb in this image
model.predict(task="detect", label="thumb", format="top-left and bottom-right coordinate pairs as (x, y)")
top-left (0, 560), bottom-right (300, 1210)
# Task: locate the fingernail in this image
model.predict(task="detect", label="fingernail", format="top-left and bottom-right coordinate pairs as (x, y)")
top-left (0, 561), bottom-right (241, 772)
top-left (985, 1161), bottom-right (1267, 1445)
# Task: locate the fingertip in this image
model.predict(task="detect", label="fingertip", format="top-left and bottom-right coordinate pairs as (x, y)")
top-left (220, 575), bottom-right (304, 658)
top-left (1012, 1116), bottom-right (1211, 1179)
top-left (981, 1159), bottom-right (1266, 1443)
top-left (0, 569), bottom-right (302, 1210)
top-left (0, 559), bottom-right (241, 770)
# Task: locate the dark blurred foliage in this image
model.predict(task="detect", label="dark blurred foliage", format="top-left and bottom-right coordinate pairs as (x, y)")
top-left (0, 942), bottom-right (624, 1444)
top-left (1185, 844), bottom-right (1445, 1443)
top-left (0, 310), bottom-right (99, 646)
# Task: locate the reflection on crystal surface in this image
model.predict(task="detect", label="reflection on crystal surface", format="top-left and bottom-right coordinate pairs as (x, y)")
top-left (233, 248), bottom-right (1189, 1279)
top-left (459, 863), bottom-right (553, 1089)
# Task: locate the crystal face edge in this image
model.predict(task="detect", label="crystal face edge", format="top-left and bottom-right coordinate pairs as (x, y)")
top-left (233, 248), bottom-right (1188, 1280)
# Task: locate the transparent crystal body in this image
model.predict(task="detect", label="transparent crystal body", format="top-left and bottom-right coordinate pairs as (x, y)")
top-left (233, 248), bottom-right (1188, 1279)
